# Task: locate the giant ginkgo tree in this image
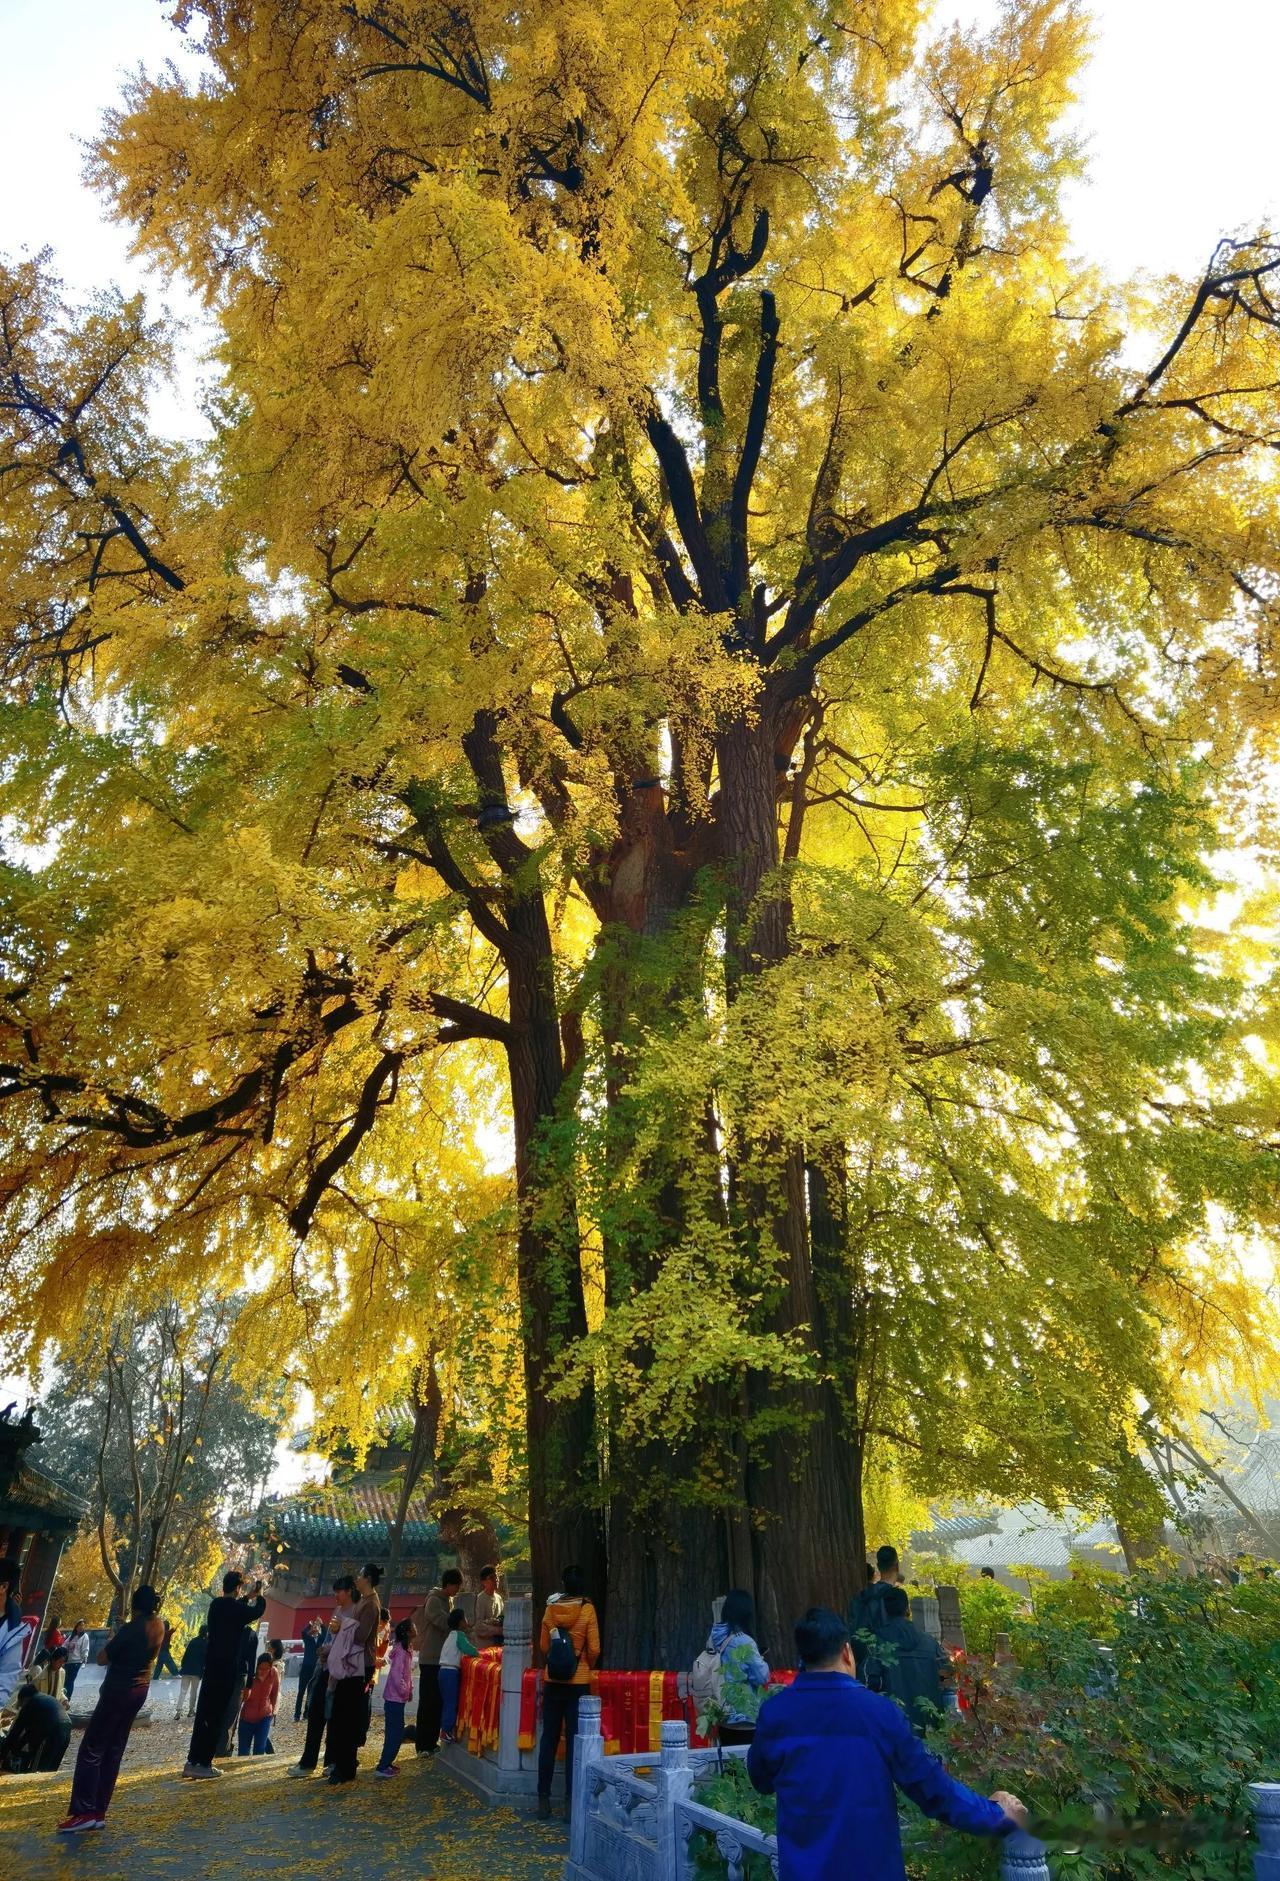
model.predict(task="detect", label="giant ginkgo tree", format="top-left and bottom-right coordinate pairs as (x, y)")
top-left (5, 0), bottom-right (1280, 1662)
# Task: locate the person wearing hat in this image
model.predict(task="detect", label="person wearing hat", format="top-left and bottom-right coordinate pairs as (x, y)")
top-left (57, 1584), bottom-right (164, 1835)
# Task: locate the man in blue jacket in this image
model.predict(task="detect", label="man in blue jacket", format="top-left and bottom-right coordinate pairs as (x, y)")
top-left (748, 1608), bottom-right (1026, 1881)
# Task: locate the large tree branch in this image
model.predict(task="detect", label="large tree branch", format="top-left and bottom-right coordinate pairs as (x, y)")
top-left (727, 288), bottom-right (779, 624)
top-left (643, 407), bottom-right (726, 609)
top-left (287, 1049), bottom-right (403, 1238)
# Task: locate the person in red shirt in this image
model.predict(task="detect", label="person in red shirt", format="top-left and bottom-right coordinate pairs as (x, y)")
top-left (237, 1653), bottom-right (279, 1756)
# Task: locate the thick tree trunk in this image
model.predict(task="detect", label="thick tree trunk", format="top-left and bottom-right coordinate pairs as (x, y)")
top-left (716, 706), bottom-right (866, 1663)
top-left (596, 844), bottom-right (735, 1669)
top-left (504, 899), bottom-right (607, 1619)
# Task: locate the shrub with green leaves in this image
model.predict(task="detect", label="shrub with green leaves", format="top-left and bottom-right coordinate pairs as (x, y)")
top-left (695, 1573), bottom-right (1280, 1881)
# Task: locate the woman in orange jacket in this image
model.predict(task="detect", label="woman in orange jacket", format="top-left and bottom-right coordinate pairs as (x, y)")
top-left (536, 1566), bottom-right (601, 1821)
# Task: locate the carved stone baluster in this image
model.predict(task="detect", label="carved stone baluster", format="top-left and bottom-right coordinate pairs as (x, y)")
top-left (496, 1593), bottom-right (531, 1774)
top-left (715, 1830), bottom-right (747, 1881)
top-left (658, 1718), bottom-right (694, 1880)
top-left (999, 1828), bottom-right (1051, 1881)
top-left (569, 1693), bottom-right (604, 1867)
top-left (1249, 1782), bottom-right (1280, 1879)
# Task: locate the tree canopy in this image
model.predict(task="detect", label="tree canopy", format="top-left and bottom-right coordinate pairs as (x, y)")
top-left (35, 1298), bottom-right (280, 1612)
top-left (3, 0), bottom-right (1280, 1662)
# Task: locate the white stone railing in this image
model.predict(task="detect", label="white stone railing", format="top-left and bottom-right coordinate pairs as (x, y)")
top-left (565, 1702), bottom-right (1054, 1881)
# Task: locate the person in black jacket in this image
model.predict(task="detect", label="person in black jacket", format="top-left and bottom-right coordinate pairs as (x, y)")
top-left (294, 1618), bottom-right (322, 1721)
top-left (215, 1618), bottom-right (261, 1759)
top-left (0, 1684), bottom-right (71, 1772)
top-left (182, 1571), bottom-right (266, 1778)
top-left (849, 1545), bottom-right (904, 1680)
top-left (178, 1627), bottom-right (207, 1718)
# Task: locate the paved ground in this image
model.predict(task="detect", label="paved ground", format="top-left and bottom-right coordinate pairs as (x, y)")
top-left (0, 1710), bottom-right (569, 1881)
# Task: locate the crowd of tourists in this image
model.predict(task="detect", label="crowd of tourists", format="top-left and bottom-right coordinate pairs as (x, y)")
top-left (0, 1542), bottom-right (1031, 1875)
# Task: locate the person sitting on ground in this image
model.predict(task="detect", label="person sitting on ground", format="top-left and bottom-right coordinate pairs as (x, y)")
top-left (865, 1587), bottom-right (953, 1737)
top-left (438, 1607), bottom-right (479, 1744)
top-left (33, 1614), bottom-right (68, 1697)
top-left (237, 1651), bottom-right (279, 1756)
top-left (474, 1566), bottom-right (505, 1645)
top-left (178, 1625), bottom-right (206, 1719)
top-left (64, 1622), bottom-right (91, 1702)
top-left (849, 1545), bottom-right (904, 1681)
top-left (536, 1565), bottom-right (601, 1822)
top-left (0, 1683), bottom-right (71, 1772)
top-left (748, 1607), bottom-right (1027, 1881)
top-left (697, 1589), bottom-right (769, 1746)
top-left (375, 1617), bottom-right (416, 1776)
top-left (58, 1584), bottom-right (164, 1836)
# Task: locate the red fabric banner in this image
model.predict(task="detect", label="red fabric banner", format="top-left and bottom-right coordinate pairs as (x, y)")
top-left (510, 1665), bottom-right (794, 1757)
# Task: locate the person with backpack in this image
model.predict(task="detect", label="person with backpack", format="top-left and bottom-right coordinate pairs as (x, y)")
top-left (864, 1588), bottom-right (953, 1737)
top-left (690, 1589), bottom-right (770, 1746)
top-left (849, 1545), bottom-right (904, 1681)
top-left (536, 1565), bottom-right (600, 1822)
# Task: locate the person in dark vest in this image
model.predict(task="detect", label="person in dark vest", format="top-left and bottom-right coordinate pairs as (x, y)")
top-left (56, 1584), bottom-right (163, 1834)
top-left (1, 1684), bottom-right (71, 1772)
top-left (182, 1570), bottom-right (266, 1779)
top-left (294, 1618), bottom-right (323, 1721)
top-left (866, 1588), bottom-right (953, 1736)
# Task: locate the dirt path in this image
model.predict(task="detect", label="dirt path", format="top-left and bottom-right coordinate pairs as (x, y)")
top-left (0, 1711), bottom-right (568, 1881)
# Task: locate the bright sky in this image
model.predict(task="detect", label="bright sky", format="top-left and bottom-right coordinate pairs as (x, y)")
top-left (2, 0), bottom-right (1279, 349)
top-left (2, 0), bottom-right (1278, 1480)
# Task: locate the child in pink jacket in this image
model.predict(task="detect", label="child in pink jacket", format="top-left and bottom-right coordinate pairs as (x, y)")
top-left (375, 1619), bottom-right (416, 1776)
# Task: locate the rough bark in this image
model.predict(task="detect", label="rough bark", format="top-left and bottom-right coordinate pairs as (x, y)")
top-left (716, 701), bottom-right (866, 1664)
top-left (504, 897), bottom-right (607, 1617)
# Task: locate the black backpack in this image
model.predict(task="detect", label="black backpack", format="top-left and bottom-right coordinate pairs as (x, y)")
top-left (545, 1623), bottom-right (579, 1682)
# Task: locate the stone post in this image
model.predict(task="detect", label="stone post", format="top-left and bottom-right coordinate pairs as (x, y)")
top-left (497, 1594), bottom-right (532, 1773)
top-left (657, 1718), bottom-right (694, 1881)
top-left (569, 1693), bottom-right (604, 1868)
top-left (1249, 1782), bottom-right (1280, 1879)
top-left (935, 1584), bottom-right (967, 1653)
top-left (913, 1594), bottom-right (942, 1642)
top-left (999, 1830), bottom-right (1051, 1880)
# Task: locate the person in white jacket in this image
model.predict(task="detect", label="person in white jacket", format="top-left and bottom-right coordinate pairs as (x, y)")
top-left (64, 1622), bottom-right (91, 1701)
top-left (0, 1559), bottom-right (30, 1712)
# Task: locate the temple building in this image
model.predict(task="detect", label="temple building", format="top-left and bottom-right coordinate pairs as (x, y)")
top-left (0, 1407), bottom-right (87, 1646)
top-left (235, 1482), bottom-right (445, 1637)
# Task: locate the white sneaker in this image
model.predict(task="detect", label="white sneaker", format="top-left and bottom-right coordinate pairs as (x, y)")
top-left (287, 1764), bottom-right (313, 1779)
top-left (186, 1764), bottom-right (221, 1779)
